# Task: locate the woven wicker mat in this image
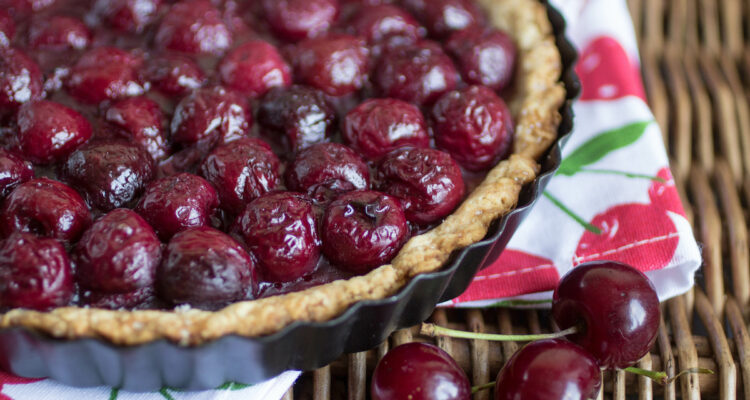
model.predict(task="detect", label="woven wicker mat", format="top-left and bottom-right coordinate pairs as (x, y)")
top-left (282, 0), bottom-right (750, 398)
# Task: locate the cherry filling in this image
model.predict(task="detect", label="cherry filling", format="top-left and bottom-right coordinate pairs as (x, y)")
top-left (0, 0), bottom-right (517, 310)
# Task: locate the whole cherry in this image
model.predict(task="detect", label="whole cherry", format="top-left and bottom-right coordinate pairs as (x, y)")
top-left (233, 192), bottom-right (320, 283)
top-left (445, 28), bottom-right (516, 91)
top-left (292, 34), bottom-right (369, 97)
top-left (348, 4), bottom-right (425, 45)
top-left (419, 0), bottom-right (484, 39)
top-left (322, 190), bottom-right (408, 273)
top-left (155, 0), bottom-right (231, 54)
top-left (218, 40), bottom-right (291, 98)
top-left (0, 148), bottom-right (34, 198)
top-left (158, 227), bottom-right (255, 308)
top-left (262, 0), bottom-right (339, 42)
top-left (29, 16), bottom-right (91, 50)
top-left (16, 100), bottom-right (92, 165)
top-left (371, 342), bottom-right (471, 400)
top-left (285, 142), bottom-right (370, 203)
top-left (66, 46), bottom-right (146, 104)
top-left (135, 173), bottom-right (219, 241)
top-left (343, 98), bottom-right (430, 160)
top-left (0, 232), bottom-right (74, 310)
top-left (140, 54), bottom-right (206, 97)
top-left (0, 177), bottom-right (91, 243)
top-left (75, 209), bottom-right (161, 296)
top-left (95, 0), bottom-right (162, 33)
top-left (376, 147), bottom-right (464, 224)
top-left (495, 339), bottom-right (602, 400)
top-left (552, 261), bottom-right (661, 370)
top-left (0, 48), bottom-right (43, 111)
top-left (105, 96), bottom-right (169, 161)
top-left (199, 137), bottom-right (281, 212)
top-left (432, 85), bottom-right (513, 171)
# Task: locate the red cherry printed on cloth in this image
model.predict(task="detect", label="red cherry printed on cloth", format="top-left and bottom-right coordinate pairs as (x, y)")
top-left (576, 36), bottom-right (646, 102)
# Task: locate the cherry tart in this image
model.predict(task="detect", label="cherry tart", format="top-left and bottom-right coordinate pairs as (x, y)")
top-left (0, 0), bottom-right (565, 346)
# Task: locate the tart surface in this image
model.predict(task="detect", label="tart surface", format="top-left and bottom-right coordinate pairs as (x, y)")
top-left (0, 0), bottom-right (564, 345)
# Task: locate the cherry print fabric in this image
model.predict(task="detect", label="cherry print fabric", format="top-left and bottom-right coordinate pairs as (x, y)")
top-left (0, 0), bottom-right (701, 399)
top-left (443, 0), bottom-right (701, 307)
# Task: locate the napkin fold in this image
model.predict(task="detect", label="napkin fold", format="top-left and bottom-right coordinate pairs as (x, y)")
top-left (0, 0), bottom-right (701, 398)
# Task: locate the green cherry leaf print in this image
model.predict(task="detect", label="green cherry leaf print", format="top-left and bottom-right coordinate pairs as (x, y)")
top-left (217, 381), bottom-right (253, 390)
top-left (557, 120), bottom-right (651, 176)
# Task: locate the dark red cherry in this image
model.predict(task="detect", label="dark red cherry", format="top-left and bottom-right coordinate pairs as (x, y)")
top-left (60, 140), bottom-right (155, 211)
top-left (292, 34), bottom-right (369, 97)
top-left (0, 0), bottom-right (31, 18)
top-left (0, 11), bottom-right (14, 47)
top-left (343, 98), bottom-right (429, 160)
top-left (170, 85), bottom-right (251, 150)
top-left (233, 192), bottom-right (320, 283)
top-left (377, 147), bottom-right (464, 224)
top-left (75, 209), bottom-right (161, 295)
top-left (218, 40), bottom-right (291, 98)
top-left (445, 28), bottom-right (516, 91)
top-left (80, 286), bottom-right (152, 309)
top-left (432, 85), bottom-right (513, 171)
top-left (158, 227), bottom-right (255, 308)
top-left (285, 143), bottom-right (369, 203)
top-left (374, 41), bottom-right (457, 106)
top-left (0, 48), bottom-right (43, 111)
top-left (262, 0), bottom-right (339, 42)
top-left (495, 339), bottom-right (602, 400)
top-left (552, 261), bottom-right (661, 370)
top-left (66, 46), bottom-right (146, 104)
top-left (0, 177), bottom-right (91, 243)
top-left (371, 342), bottom-right (470, 400)
top-left (0, 233), bottom-right (73, 310)
top-left (420, 0), bottom-right (483, 39)
top-left (322, 190), bottom-right (407, 273)
top-left (0, 149), bottom-right (33, 197)
top-left (105, 96), bottom-right (169, 161)
top-left (29, 16), bottom-right (91, 50)
top-left (16, 100), bottom-right (92, 164)
top-left (199, 137), bottom-right (280, 212)
top-left (141, 54), bottom-right (206, 97)
top-left (155, 0), bottom-right (231, 55)
top-left (348, 4), bottom-right (424, 45)
top-left (135, 173), bottom-right (218, 241)
top-left (257, 85), bottom-right (336, 152)
top-left (95, 0), bottom-right (162, 33)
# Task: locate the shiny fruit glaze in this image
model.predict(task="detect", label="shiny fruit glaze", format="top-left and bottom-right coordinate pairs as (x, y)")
top-left (0, 0), bottom-right (517, 311)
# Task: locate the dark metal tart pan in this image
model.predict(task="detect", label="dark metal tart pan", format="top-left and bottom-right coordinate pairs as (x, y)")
top-left (0, 1), bottom-right (579, 391)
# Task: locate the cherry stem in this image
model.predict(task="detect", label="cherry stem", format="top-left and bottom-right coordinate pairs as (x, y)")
top-left (420, 323), bottom-right (578, 342)
top-left (578, 168), bottom-right (665, 182)
top-left (543, 191), bottom-right (602, 234)
top-left (471, 382), bottom-right (495, 394)
top-left (624, 366), bottom-right (714, 385)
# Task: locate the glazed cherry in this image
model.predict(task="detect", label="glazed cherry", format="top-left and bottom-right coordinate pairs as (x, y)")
top-left (371, 342), bottom-right (470, 400)
top-left (343, 98), bottom-right (429, 160)
top-left (218, 40), bottom-right (291, 98)
top-left (158, 227), bottom-right (255, 308)
top-left (66, 46), bottom-right (146, 104)
top-left (419, 0), bottom-right (483, 39)
top-left (0, 10), bottom-right (14, 47)
top-left (322, 190), bottom-right (407, 273)
top-left (155, 0), bottom-right (231, 55)
top-left (495, 339), bottom-right (602, 400)
top-left (445, 28), bottom-right (516, 91)
top-left (135, 173), bottom-right (219, 240)
top-left (170, 86), bottom-right (251, 150)
top-left (95, 0), bottom-right (162, 33)
top-left (0, 48), bottom-right (43, 111)
top-left (0, 233), bottom-right (73, 310)
top-left (285, 143), bottom-right (369, 203)
top-left (29, 16), bottom-right (91, 50)
top-left (377, 147), bottom-right (464, 224)
top-left (233, 192), bottom-right (320, 282)
top-left (348, 4), bottom-right (424, 45)
top-left (199, 137), bottom-right (280, 212)
top-left (432, 85), bottom-right (513, 171)
top-left (16, 100), bottom-right (92, 164)
top-left (262, 0), bottom-right (339, 42)
top-left (257, 85), bottom-right (336, 152)
top-left (60, 140), bottom-right (155, 211)
top-left (75, 209), bottom-right (161, 297)
top-left (105, 96), bottom-right (169, 161)
top-left (0, 178), bottom-right (91, 243)
top-left (374, 41), bottom-right (458, 106)
top-left (552, 261), bottom-right (661, 370)
top-left (293, 34), bottom-right (369, 97)
top-left (141, 54), bottom-right (205, 97)
top-left (0, 149), bottom-right (33, 197)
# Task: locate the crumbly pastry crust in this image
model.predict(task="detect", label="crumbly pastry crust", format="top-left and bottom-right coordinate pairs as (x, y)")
top-left (0, 0), bottom-right (565, 346)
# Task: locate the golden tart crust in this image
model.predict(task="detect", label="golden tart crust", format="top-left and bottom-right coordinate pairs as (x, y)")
top-left (0, 0), bottom-right (565, 346)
